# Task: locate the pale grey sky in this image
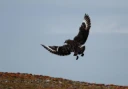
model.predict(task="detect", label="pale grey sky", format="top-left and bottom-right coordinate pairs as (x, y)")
top-left (0, 0), bottom-right (128, 86)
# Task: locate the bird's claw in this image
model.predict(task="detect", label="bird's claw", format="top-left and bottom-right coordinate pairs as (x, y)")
top-left (81, 53), bottom-right (84, 57)
top-left (76, 56), bottom-right (79, 60)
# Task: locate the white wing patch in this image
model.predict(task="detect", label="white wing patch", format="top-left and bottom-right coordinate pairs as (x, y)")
top-left (56, 47), bottom-right (59, 52)
top-left (82, 20), bottom-right (88, 30)
top-left (46, 46), bottom-right (56, 52)
top-left (41, 44), bottom-right (56, 52)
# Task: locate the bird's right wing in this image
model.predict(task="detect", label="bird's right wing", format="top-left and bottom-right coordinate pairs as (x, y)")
top-left (41, 44), bottom-right (71, 56)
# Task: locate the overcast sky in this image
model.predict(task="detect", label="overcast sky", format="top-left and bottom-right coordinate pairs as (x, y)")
top-left (0, 0), bottom-right (128, 86)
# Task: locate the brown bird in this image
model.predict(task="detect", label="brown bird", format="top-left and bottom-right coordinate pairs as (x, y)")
top-left (41, 13), bottom-right (91, 60)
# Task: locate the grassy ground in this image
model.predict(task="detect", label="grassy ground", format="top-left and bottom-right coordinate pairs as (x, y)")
top-left (0, 72), bottom-right (128, 89)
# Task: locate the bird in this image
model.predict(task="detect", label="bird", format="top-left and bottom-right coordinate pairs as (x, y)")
top-left (41, 13), bottom-right (91, 60)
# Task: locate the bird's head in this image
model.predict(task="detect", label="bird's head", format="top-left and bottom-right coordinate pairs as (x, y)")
top-left (64, 39), bottom-right (72, 45)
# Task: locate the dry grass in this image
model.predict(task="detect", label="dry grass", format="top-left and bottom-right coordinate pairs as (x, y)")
top-left (0, 72), bottom-right (128, 89)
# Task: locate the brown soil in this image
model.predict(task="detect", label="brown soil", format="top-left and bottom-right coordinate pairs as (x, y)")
top-left (0, 72), bottom-right (128, 89)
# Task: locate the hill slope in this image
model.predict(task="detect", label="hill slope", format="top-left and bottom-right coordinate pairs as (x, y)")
top-left (0, 72), bottom-right (128, 89)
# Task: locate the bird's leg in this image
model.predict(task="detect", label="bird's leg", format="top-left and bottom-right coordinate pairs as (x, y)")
top-left (79, 46), bottom-right (85, 57)
top-left (73, 51), bottom-right (79, 60)
top-left (74, 51), bottom-right (78, 56)
top-left (74, 53), bottom-right (77, 56)
top-left (81, 53), bottom-right (84, 57)
top-left (76, 56), bottom-right (79, 60)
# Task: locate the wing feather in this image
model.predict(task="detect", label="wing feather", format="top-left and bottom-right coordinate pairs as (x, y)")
top-left (73, 13), bottom-right (91, 45)
top-left (41, 44), bottom-right (71, 56)
top-left (41, 44), bottom-right (85, 56)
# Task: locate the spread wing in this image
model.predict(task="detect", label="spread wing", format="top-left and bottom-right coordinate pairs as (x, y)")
top-left (41, 44), bottom-right (85, 56)
top-left (73, 13), bottom-right (91, 45)
top-left (41, 44), bottom-right (71, 56)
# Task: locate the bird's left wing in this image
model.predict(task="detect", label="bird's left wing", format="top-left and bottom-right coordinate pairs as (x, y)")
top-left (73, 13), bottom-right (91, 45)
